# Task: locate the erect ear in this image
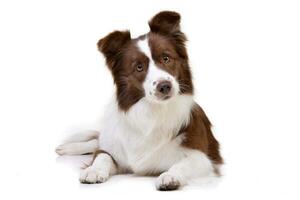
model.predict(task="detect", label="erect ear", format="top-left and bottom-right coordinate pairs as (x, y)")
top-left (97, 30), bottom-right (131, 68)
top-left (149, 11), bottom-right (181, 34)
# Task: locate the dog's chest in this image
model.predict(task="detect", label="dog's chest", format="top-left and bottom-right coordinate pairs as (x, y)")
top-left (99, 95), bottom-right (194, 174)
top-left (118, 101), bottom-right (193, 174)
top-left (120, 124), bottom-right (185, 175)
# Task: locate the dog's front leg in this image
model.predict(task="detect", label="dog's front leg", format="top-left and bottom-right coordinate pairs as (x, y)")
top-left (80, 153), bottom-right (117, 184)
top-left (156, 150), bottom-right (214, 191)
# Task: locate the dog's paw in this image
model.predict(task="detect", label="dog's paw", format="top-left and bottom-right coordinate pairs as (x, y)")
top-left (55, 144), bottom-right (69, 155)
top-left (79, 167), bottom-right (109, 184)
top-left (55, 143), bottom-right (75, 155)
top-left (155, 172), bottom-right (181, 191)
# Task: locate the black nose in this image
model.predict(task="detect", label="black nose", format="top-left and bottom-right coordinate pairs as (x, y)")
top-left (157, 81), bottom-right (172, 95)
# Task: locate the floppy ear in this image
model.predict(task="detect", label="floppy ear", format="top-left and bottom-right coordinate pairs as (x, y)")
top-left (149, 11), bottom-right (181, 34)
top-left (97, 30), bottom-right (131, 68)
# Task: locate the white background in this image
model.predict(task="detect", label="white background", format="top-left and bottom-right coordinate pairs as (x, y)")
top-left (0, 0), bottom-right (299, 199)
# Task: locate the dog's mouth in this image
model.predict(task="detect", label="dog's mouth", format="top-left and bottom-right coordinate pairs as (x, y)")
top-left (162, 95), bottom-right (171, 100)
top-left (154, 93), bottom-right (174, 101)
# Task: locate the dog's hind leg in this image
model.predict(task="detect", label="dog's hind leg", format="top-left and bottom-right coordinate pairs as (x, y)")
top-left (62, 130), bottom-right (99, 143)
top-left (56, 130), bottom-right (99, 155)
top-left (55, 139), bottom-right (98, 155)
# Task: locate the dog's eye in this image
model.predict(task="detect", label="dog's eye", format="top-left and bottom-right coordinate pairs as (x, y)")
top-left (136, 64), bottom-right (143, 72)
top-left (163, 55), bottom-right (170, 64)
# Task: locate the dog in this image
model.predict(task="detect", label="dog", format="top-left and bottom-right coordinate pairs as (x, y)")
top-left (56, 11), bottom-right (223, 191)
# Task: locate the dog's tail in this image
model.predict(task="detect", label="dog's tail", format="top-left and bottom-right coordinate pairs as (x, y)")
top-left (55, 130), bottom-right (99, 156)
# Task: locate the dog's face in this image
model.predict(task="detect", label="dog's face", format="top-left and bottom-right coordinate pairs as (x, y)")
top-left (98, 11), bottom-right (193, 111)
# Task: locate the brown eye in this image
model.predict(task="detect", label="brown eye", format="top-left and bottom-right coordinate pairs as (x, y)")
top-left (163, 55), bottom-right (170, 63)
top-left (136, 64), bottom-right (143, 72)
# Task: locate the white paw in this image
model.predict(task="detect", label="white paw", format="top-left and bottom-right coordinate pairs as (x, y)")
top-left (55, 143), bottom-right (75, 155)
top-left (79, 167), bottom-right (109, 184)
top-left (155, 172), bottom-right (181, 191)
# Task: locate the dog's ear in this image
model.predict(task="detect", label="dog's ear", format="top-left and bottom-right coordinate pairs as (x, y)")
top-left (97, 30), bottom-right (131, 69)
top-left (149, 11), bottom-right (187, 59)
top-left (149, 11), bottom-right (181, 34)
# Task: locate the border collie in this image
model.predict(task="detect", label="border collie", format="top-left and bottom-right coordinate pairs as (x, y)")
top-left (56, 11), bottom-right (223, 191)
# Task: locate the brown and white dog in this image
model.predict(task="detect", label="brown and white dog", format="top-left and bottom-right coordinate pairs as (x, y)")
top-left (56, 11), bottom-right (223, 191)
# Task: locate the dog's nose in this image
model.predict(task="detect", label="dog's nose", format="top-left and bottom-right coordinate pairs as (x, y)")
top-left (156, 81), bottom-right (172, 95)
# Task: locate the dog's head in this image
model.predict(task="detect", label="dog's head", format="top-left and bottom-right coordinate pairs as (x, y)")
top-left (98, 11), bottom-right (193, 111)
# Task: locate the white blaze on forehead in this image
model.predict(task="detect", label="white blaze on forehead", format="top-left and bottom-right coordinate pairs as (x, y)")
top-left (137, 37), bottom-right (152, 59)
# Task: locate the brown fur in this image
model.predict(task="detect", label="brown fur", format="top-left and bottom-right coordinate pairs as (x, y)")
top-left (148, 11), bottom-right (181, 35)
top-left (180, 104), bottom-right (223, 165)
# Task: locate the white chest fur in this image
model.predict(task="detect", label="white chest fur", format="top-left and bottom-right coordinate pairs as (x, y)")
top-left (99, 94), bottom-right (194, 175)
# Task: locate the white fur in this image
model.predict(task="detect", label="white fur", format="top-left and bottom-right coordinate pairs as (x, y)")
top-left (55, 139), bottom-right (98, 155)
top-left (155, 150), bottom-right (214, 189)
top-left (80, 153), bottom-right (117, 183)
top-left (62, 130), bottom-right (99, 143)
top-left (55, 130), bottom-right (99, 155)
top-left (98, 94), bottom-right (195, 174)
